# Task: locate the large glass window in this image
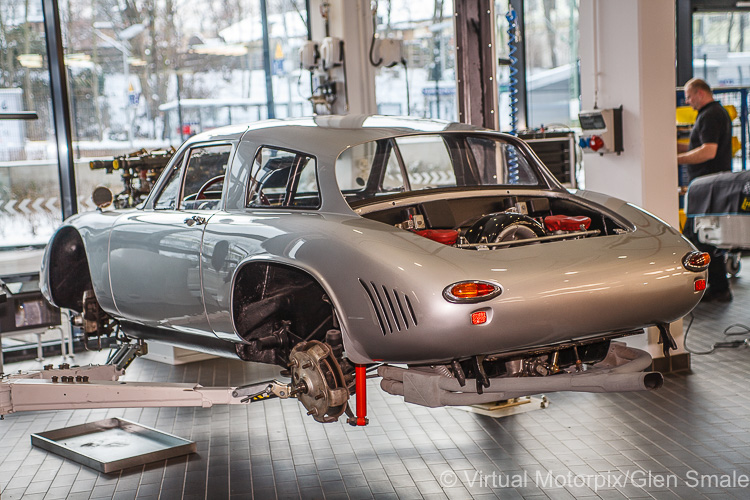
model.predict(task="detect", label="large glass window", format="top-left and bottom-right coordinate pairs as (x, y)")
top-left (0, 0), bottom-right (69, 362)
top-left (693, 11), bottom-right (750, 87)
top-left (371, 0), bottom-right (456, 120)
top-left (689, 11), bottom-right (749, 171)
top-left (523, 0), bottom-right (579, 128)
top-left (58, 0), bottom-right (311, 211)
top-left (495, 0), bottom-right (579, 130)
top-left (0, 0), bottom-right (62, 249)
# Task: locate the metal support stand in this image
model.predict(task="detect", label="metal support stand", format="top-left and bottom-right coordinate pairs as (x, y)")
top-left (353, 364), bottom-right (368, 426)
top-left (1, 363), bottom-right (282, 417)
top-left (452, 395), bottom-right (549, 419)
top-left (50, 322), bottom-right (74, 362)
top-left (35, 332), bottom-right (44, 362)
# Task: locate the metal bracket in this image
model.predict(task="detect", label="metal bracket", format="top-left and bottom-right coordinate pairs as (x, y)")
top-left (473, 355), bottom-right (490, 394)
top-left (106, 341), bottom-right (146, 371)
top-left (232, 379), bottom-right (294, 403)
top-left (656, 323), bottom-right (678, 358)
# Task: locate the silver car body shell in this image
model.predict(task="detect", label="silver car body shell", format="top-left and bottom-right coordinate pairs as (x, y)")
top-left (41, 116), bottom-right (703, 365)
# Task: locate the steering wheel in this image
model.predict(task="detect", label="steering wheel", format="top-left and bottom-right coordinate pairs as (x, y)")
top-left (196, 175), bottom-right (225, 200)
top-left (251, 191), bottom-right (271, 206)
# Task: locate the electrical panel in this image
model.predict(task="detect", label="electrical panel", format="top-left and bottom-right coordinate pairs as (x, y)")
top-left (320, 37), bottom-right (343, 70)
top-left (298, 36), bottom-right (345, 114)
top-left (578, 106), bottom-right (623, 155)
top-left (299, 41), bottom-right (318, 70)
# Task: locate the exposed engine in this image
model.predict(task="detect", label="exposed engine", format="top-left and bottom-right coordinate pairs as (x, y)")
top-left (379, 340), bottom-right (663, 408)
top-left (358, 194), bottom-right (626, 249)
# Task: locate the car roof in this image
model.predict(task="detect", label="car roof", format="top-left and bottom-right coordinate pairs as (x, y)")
top-left (187, 115), bottom-right (492, 156)
top-left (176, 116), bottom-right (563, 213)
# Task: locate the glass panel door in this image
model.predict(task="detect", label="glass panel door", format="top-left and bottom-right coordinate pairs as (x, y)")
top-left (0, 0), bottom-right (68, 364)
top-left (495, 0), bottom-right (580, 130)
top-left (0, 0), bottom-right (62, 249)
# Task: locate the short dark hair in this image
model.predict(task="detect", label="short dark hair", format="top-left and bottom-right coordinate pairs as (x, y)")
top-left (686, 78), bottom-right (712, 94)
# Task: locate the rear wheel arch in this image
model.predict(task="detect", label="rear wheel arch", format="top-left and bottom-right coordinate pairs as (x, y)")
top-left (230, 260), bottom-right (336, 364)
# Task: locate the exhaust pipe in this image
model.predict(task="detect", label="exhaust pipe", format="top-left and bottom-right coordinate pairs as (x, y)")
top-left (378, 343), bottom-right (663, 408)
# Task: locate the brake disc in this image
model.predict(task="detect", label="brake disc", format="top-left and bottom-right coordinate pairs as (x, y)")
top-left (289, 340), bottom-right (349, 423)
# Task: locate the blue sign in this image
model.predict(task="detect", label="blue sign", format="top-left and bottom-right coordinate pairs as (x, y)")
top-left (421, 87), bottom-right (455, 96)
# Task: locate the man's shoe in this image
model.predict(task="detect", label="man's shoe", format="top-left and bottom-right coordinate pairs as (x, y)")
top-left (702, 288), bottom-right (733, 303)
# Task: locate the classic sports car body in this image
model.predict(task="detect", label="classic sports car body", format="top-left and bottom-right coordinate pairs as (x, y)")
top-left (41, 115), bottom-right (707, 423)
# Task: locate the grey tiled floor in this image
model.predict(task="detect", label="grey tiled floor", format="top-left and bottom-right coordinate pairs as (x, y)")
top-left (2, 263), bottom-right (750, 499)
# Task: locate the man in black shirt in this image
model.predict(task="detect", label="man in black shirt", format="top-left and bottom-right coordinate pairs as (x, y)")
top-left (678, 79), bottom-right (733, 182)
top-left (678, 78), bottom-right (733, 302)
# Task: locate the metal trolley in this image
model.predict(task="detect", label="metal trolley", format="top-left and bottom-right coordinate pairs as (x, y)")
top-left (686, 170), bottom-right (750, 277)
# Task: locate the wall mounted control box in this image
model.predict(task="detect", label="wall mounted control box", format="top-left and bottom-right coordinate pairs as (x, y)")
top-left (578, 106), bottom-right (623, 155)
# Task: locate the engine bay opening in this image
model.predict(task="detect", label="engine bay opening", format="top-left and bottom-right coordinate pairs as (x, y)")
top-left (356, 194), bottom-right (628, 249)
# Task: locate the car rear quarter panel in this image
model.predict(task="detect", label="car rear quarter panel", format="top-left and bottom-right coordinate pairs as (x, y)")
top-left (206, 196), bottom-right (702, 364)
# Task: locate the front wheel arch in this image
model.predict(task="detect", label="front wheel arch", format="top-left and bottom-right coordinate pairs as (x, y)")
top-left (45, 226), bottom-right (93, 312)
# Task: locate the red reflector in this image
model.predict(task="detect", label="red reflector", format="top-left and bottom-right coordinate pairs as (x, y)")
top-left (544, 215), bottom-right (592, 232)
top-left (471, 311), bottom-right (487, 325)
top-left (415, 229), bottom-right (459, 245)
top-left (694, 279), bottom-right (707, 292)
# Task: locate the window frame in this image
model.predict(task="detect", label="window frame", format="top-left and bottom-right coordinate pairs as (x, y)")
top-left (149, 141), bottom-right (234, 211)
top-left (336, 132), bottom-right (550, 207)
top-left (246, 145), bottom-right (321, 210)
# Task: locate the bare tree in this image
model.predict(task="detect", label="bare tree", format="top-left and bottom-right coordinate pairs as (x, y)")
top-left (543, 0), bottom-right (557, 68)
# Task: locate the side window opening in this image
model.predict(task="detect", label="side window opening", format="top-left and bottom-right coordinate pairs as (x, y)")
top-left (180, 144), bottom-right (232, 210)
top-left (153, 144), bottom-right (232, 211)
top-left (336, 139), bottom-right (405, 202)
top-left (247, 147), bottom-right (319, 208)
top-left (153, 155), bottom-right (185, 210)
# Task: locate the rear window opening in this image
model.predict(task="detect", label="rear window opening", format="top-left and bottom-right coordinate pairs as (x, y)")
top-left (335, 132), bottom-right (628, 249)
top-left (335, 133), bottom-right (545, 206)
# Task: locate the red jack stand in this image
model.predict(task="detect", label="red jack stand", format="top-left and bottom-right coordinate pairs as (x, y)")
top-left (353, 364), bottom-right (368, 426)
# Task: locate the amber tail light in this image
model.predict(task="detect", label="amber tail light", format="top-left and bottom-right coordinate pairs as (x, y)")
top-left (683, 251), bottom-right (710, 272)
top-left (443, 281), bottom-right (502, 303)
